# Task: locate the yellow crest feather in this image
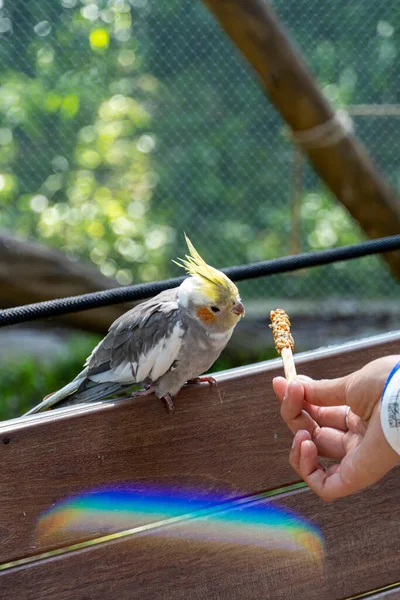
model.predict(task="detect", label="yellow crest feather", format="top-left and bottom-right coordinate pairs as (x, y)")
top-left (173, 234), bottom-right (238, 301)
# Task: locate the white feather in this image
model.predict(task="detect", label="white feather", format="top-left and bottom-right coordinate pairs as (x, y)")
top-left (178, 276), bottom-right (208, 307)
top-left (177, 278), bottom-right (193, 307)
top-left (90, 361), bottom-right (135, 384)
top-left (208, 330), bottom-right (233, 342)
top-left (207, 329), bottom-right (234, 350)
top-left (89, 323), bottom-right (184, 385)
top-left (137, 323), bottom-right (184, 381)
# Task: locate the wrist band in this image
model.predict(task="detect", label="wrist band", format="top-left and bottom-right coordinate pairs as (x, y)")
top-left (381, 361), bottom-right (400, 456)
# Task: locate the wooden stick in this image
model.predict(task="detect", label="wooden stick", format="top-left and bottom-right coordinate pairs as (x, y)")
top-left (269, 309), bottom-right (297, 382)
top-left (280, 346), bottom-right (297, 383)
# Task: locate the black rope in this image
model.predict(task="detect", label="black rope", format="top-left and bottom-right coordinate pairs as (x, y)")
top-left (1, 234), bottom-right (400, 328)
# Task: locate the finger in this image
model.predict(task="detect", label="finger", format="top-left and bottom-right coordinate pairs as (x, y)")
top-left (311, 427), bottom-right (346, 459)
top-left (278, 382), bottom-right (348, 458)
top-left (290, 424), bottom-right (346, 462)
top-left (273, 377), bottom-right (348, 425)
top-left (299, 439), bottom-right (321, 479)
top-left (295, 411), bottom-right (400, 501)
top-left (298, 374), bottom-right (350, 407)
top-left (289, 429), bottom-right (313, 475)
top-left (304, 403), bottom-right (350, 431)
top-left (290, 434), bottom-right (352, 501)
top-left (275, 376), bottom-right (350, 430)
top-left (275, 379), bottom-right (353, 458)
top-left (289, 430), bottom-right (331, 477)
top-left (272, 376), bottom-right (287, 403)
top-left (304, 448), bottom-right (376, 501)
top-left (300, 356), bottom-right (400, 421)
top-left (279, 381), bottom-right (317, 435)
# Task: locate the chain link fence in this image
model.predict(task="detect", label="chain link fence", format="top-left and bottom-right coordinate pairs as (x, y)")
top-left (0, 0), bottom-right (400, 305)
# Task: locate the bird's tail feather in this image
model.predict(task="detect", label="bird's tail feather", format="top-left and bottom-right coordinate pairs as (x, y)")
top-left (66, 381), bottom-right (132, 405)
top-left (24, 378), bottom-right (133, 416)
top-left (24, 378), bottom-right (85, 416)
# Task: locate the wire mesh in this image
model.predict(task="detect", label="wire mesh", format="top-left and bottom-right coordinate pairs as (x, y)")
top-left (0, 0), bottom-right (399, 302)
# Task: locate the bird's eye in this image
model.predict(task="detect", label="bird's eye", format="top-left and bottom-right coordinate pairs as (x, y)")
top-left (210, 306), bottom-right (220, 313)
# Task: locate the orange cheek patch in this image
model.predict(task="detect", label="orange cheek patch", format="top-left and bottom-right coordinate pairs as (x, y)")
top-left (196, 307), bottom-right (215, 322)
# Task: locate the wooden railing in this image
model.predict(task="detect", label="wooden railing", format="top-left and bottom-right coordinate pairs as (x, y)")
top-left (1, 332), bottom-right (400, 599)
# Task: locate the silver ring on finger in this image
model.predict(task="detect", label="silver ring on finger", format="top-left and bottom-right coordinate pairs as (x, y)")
top-left (345, 405), bottom-right (351, 430)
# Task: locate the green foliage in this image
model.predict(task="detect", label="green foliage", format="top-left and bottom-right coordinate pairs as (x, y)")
top-left (0, 335), bottom-right (99, 420)
top-left (0, 0), bottom-right (399, 297)
top-left (0, 0), bottom-right (173, 284)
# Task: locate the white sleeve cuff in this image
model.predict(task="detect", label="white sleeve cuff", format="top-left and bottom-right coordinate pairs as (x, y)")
top-left (381, 361), bottom-right (400, 456)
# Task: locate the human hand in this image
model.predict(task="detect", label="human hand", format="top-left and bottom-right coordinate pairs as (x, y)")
top-left (273, 356), bottom-right (400, 500)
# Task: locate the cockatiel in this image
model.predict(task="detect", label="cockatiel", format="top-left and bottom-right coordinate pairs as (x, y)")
top-left (24, 235), bottom-right (245, 416)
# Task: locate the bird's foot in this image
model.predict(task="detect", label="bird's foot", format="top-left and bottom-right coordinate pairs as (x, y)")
top-left (131, 385), bottom-right (155, 398)
top-left (131, 387), bottom-right (175, 415)
top-left (186, 376), bottom-right (217, 385)
top-left (162, 393), bottom-right (175, 415)
top-left (187, 375), bottom-right (222, 403)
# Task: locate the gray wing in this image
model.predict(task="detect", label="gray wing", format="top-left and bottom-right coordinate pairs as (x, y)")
top-left (23, 288), bottom-right (184, 414)
top-left (83, 287), bottom-right (185, 385)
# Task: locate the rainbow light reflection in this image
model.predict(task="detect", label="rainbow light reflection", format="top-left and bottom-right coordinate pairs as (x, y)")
top-left (36, 485), bottom-right (324, 562)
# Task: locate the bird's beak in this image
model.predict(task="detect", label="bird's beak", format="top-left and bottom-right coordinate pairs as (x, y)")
top-left (230, 301), bottom-right (245, 317)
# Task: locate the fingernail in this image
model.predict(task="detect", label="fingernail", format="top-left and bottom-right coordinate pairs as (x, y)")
top-left (291, 435), bottom-right (297, 449)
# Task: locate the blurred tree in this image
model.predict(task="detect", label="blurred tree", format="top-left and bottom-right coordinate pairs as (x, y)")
top-left (0, 0), bottom-right (172, 287)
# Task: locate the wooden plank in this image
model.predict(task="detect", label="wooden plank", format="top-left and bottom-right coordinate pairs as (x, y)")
top-left (1, 470), bottom-right (399, 600)
top-left (0, 331), bottom-right (399, 563)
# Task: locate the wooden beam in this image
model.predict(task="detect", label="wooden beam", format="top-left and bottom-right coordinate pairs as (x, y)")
top-left (202, 0), bottom-right (400, 277)
top-left (1, 474), bottom-right (400, 599)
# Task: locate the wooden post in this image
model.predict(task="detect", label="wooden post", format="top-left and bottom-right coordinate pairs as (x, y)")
top-left (202, 0), bottom-right (400, 277)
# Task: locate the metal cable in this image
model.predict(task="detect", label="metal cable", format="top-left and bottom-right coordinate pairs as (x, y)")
top-left (1, 234), bottom-right (400, 327)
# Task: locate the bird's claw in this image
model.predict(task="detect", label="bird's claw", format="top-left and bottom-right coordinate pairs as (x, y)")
top-left (162, 393), bottom-right (175, 415)
top-left (186, 376), bottom-right (217, 385)
top-left (131, 386), bottom-right (155, 398)
top-left (131, 387), bottom-right (175, 415)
